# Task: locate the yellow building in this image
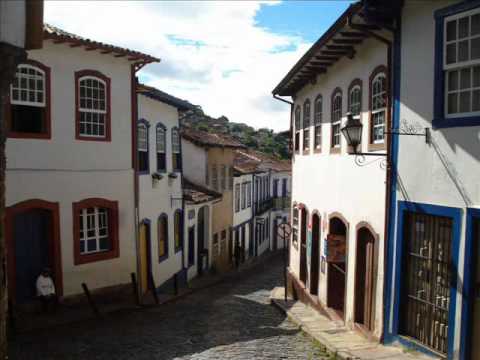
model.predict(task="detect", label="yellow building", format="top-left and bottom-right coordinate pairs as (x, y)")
top-left (181, 128), bottom-right (245, 273)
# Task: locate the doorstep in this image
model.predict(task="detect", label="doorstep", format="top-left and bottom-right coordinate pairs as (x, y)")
top-left (270, 287), bottom-right (438, 360)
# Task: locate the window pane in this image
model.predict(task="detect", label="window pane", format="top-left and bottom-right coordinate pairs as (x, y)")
top-left (473, 90), bottom-right (480, 111)
top-left (448, 93), bottom-right (458, 114)
top-left (459, 17), bottom-right (469, 39)
top-left (474, 66), bottom-right (480, 87)
top-left (99, 237), bottom-right (110, 251)
top-left (446, 20), bottom-right (457, 41)
top-left (460, 68), bottom-right (471, 89)
top-left (459, 40), bottom-right (469, 62)
top-left (472, 14), bottom-right (480, 36)
top-left (448, 70), bottom-right (459, 91)
top-left (80, 240), bottom-right (85, 254)
top-left (459, 90), bottom-right (471, 112)
top-left (471, 37), bottom-right (480, 60)
top-left (87, 239), bottom-right (97, 252)
top-left (446, 43), bottom-right (457, 64)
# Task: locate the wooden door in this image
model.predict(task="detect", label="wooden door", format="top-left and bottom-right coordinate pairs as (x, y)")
top-left (310, 215), bottom-right (320, 295)
top-left (471, 219), bottom-right (480, 359)
top-left (300, 209), bottom-right (308, 285)
top-left (14, 209), bottom-right (51, 303)
top-left (355, 228), bottom-right (376, 331)
top-left (139, 223), bottom-right (150, 294)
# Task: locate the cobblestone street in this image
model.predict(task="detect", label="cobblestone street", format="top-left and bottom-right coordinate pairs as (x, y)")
top-left (9, 255), bottom-right (328, 360)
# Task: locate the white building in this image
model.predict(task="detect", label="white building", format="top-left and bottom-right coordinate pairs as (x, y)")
top-left (136, 84), bottom-right (193, 298)
top-left (273, 3), bottom-right (389, 341)
top-left (269, 166), bottom-right (291, 251)
top-left (5, 25), bottom-right (158, 303)
top-left (232, 169), bottom-right (253, 264)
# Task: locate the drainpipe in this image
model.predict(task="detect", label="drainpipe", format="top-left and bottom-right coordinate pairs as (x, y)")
top-left (348, 15), bottom-right (394, 343)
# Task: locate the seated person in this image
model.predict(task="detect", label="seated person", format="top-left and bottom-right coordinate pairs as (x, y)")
top-left (36, 268), bottom-right (57, 312)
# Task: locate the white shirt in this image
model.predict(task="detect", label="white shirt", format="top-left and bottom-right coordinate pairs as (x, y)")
top-left (36, 275), bottom-right (56, 296)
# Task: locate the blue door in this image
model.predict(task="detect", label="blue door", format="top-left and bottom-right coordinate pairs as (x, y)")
top-left (14, 209), bottom-right (51, 303)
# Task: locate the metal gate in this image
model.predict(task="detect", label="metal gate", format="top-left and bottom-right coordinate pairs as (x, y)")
top-left (400, 211), bottom-right (452, 355)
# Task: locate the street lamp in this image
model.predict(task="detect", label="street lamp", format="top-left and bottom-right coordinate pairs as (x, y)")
top-left (340, 112), bottom-right (363, 154)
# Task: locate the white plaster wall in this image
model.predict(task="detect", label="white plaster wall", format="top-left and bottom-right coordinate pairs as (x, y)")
top-left (182, 140), bottom-right (207, 186)
top-left (5, 41), bottom-right (136, 297)
top-left (271, 171), bottom-right (291, 198)
top-left (0, 0), bottom-right (25, 48)
top-left (233, 173), bottom-right (253, 227)
top-left (290, 37), bottom-right (388, 337)
top-left (137, 94), bottom-right (183, 288)
top-left (394, 1), bottom-right (479, 357)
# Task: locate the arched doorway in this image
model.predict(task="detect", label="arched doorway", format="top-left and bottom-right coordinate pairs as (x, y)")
top-left (139, 220), bottom-right (152, 294)
top-left (355, 226), bottom-right (377, 332)
top-left (310, 213), bottom-right (320, 295)
top-left (327, 216), bottom-right (347, 316)
top-left (299, 207), bottom-right (308, 285)
top-left (6, 199), bottom-right (62, 304)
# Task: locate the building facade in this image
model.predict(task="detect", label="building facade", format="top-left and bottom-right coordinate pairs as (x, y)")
top-left (5, 25), bottom-right (158, 303)
top-left (136, 84), bottom-right (193, 298)
top-left (273, 3), bottom-right (390, 340)
top-left (232, 171), bottom-right (254, 264)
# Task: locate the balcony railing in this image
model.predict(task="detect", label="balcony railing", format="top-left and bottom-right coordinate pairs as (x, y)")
top-left (272, 197), bottom-right (291, 210)
top-left (255, 198), bottom-right (273, 215)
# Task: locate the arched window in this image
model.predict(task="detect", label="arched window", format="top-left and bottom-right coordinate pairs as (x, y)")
top-left (348, 79), bottom-right (362, 117)
top-left (137, 119), bottom-right (149, 174)
top-left (174, 210), bottom-right (183, 252)
top-left (314, 95), bottom-right (322, 150)
top-left (156, 123), bottom-right (166, 172)
top-left (9, 60), bottom-right (51, 138)
top-left (171, 127), bottom-right (181, 172)
top-left (331, 89), bottom-right (342, 149)
top-left (303, 99), bottom-right (311, 152)
top-left (294, 106), bottom-right (301, 152)
top-left (158, 214), bottom-right (169, 261)
top-left (75, 70), bottom-right (111, 141)
top-left (371, 71), bottom-right (387, 143)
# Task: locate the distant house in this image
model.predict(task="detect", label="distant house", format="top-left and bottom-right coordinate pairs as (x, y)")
top-left (181, 128), bottom-right (245, 272)
top-left (136, 84), bottom-right (194, 298)
top-left (5, 24), bottom-right (158, 304)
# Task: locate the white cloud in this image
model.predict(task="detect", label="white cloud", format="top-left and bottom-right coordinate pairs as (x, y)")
top-left (45, 1), bottom-right (311, 131)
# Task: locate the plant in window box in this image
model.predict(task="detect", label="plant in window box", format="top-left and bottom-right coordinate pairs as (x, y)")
top-left (168, 172), bottom-right (178, 179)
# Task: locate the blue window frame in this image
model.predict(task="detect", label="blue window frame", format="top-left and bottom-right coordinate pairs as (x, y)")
top-left (174, 209), bottom-right (183, 253)
top-left (137, 119), bottom-right (150, 174)
top-left (157, 213), bottom-right (169, 262)
top-left (434, 1), bottom-right (480, 128)
top-left (171, 126), bottom-right (181, 172)
top-left (156, 123), bottom-right (167, 173)
top-left (386, 200), bottom-right (462, 359)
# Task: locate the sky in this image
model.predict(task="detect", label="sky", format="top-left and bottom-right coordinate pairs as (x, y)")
top-left (45, 1), bottom-right (353, 132)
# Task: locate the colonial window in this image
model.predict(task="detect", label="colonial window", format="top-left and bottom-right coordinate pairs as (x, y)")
top-left (349, 79), bottom-right (362, 117)
top-left (303, 99), bottom-right (311, 152)
top-left (212, 164), bottom-right (218, 191)
top-left (206, 163), bottom-right (210, 185)
top-left (158, 214), bottom-right (168, 261)
top-left (273, 179), bottom-right (279, 198)
top-left (9, 61), bottom-right (51, 138)
top-left (314, 95), bottom-right (322, 150)
top-left (174, 210), bottom-right (183, 252)
top-left (247, 181), bottom-right (252, 207)
top-left (370, 70), bottom-right (387, 143)
top-left (221, 165), bottom-right (226, 191)
top-left (241, 182), bottom-right (247, 209)
top-left (75, 70), bottom-right (111, 141)
top-left (171, 127), bottom-right (181, 172)
top-left (294, 106), bottom-right (301, 152)
top-left (235, 183), bottom-right (241, 212)
top-left (137, 120), bottom-right (149, 174)
top-left (73, 198), bottom-right (119, 265)
top-left (156, 123), bottom-right (167, 172)
top-left (331, 89), bottom-right (342, 149)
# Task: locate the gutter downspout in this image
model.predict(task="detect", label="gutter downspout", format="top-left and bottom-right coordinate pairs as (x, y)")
top-left (348, 16), bottom-right (394, 344)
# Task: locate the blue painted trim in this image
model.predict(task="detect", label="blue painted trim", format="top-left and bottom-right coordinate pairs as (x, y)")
top-left (174, 209), bottom-right (183, 253)
top-left (155, 122), bottom-right (167, 173)
top-left (388, 201), bottom-right (462, 359)
top-left (461, 208), bottom-right (480, 360)
top-left (138, 118), bottom-right (150, 175)
top-left (433, 1), bottom-right (480, 129)
top-left (157, 213), bottom-right (169, 263)
top-left (384, 12), bottom-right (402, 347)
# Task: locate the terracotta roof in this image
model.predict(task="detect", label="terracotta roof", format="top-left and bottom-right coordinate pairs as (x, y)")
top-left (183, 178), bottom-right (222, 204)
top-left (234, 149), bottom-right (291, 174)
top-left (137, 83), bottom-right (195, 111)
top-left (44, 24), bottom-right (159, 64)
top-left (181, 128), bottom-right (246, 149)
